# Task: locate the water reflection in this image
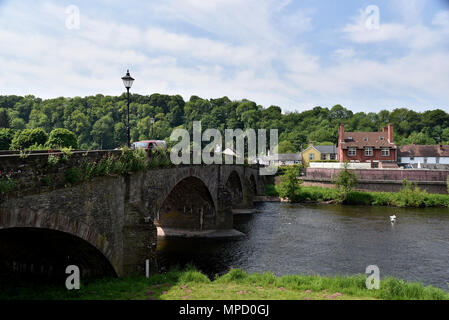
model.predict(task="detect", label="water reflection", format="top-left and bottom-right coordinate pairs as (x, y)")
top-left (157, 202), bottom-right (449, 289)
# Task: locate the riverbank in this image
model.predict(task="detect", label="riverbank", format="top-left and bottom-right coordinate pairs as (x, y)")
top-left (1, 267), bottom-right (448, 300)
top-left (266, 184), bottom-right (449, 208)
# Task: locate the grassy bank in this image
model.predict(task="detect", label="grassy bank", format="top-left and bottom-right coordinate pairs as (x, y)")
top-left (266, 184), bottom-right (449, 208)
top-left (1, 267), bottom-right (448, 300)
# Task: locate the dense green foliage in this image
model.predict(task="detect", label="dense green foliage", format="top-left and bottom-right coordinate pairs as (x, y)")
top-left (1, 266), bottom-right (447, 300)
top-left (265, 184), bottom-right (449, 208)
top-left (46, 128), bottom-right (78, 149)
top-left (0, 128), bottom-right (14, 150)
top-left (10, 128), bottom-right (48, 150)
top-left (335, 162), bottom-right (358, 202)
top-left (278, 165), bottom-right (303, 201)
top-left (1, 94), bottom-right (449, 151)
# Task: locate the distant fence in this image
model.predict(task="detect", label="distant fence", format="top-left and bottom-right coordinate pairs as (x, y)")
top-left (304, 168), bottom-right (449, 194)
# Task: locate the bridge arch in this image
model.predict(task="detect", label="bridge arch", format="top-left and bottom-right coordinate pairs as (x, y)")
top-left (156, 176), bottom-right (216, 231)
top-left (0, 227), bottom-right (117, 281)
top-left (225, 170), bottom-right (244, 209)
top-left (0, 210), bottom-right (118, 278)
top-left (249, 174), bottom-right (258, 195)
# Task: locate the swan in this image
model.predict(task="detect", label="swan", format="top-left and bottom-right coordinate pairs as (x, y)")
top-left (390, 215), bottom-right (397, 222)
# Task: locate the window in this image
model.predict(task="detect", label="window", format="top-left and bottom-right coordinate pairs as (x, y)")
top-left (348, 148), bottom-right (356, 156)
top-left (348, 136), bottom-right (353, 140)
top-left (364, 137), bottom-right (368, 142)
top-left (330, 154), bottom-right (336, 160)
top-left (410, 157), bottom-right (415, 161)
top-left (381, 148), bottom-right (390, 156)
top-left (365, 147), bottom-right (373, 156)
top-left (309, 153), bottom-right (314, 161)
top-left (424, 157), bottom-right (428, 164)
top-left (321, 154), bottom-right (327, 160)
top-left (380, 136), bottom-right (384, 140)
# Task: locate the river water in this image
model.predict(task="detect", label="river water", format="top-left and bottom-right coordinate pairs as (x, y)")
top-left (157, 202), bottom-right (449, 290)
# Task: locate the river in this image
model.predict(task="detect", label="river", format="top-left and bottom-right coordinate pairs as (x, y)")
top-left (157, 202), bottom-right (449, 290)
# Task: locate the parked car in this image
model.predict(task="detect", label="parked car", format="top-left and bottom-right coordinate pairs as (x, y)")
top-left (131, 140), bottom-right (167, 151)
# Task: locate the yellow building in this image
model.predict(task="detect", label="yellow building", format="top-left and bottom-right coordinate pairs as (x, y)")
top-left (301, 144), bottom-right (338, 167)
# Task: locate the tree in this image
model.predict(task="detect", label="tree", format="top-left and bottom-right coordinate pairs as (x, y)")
top-left (45, 128), bottom-right (78, 149)
top-left (0, 128), bottom-right (14, 150)
top-left (0, 108), bottom-right (10, 128)
top-left (91, 115), bottom-right (114, 149)
top-left (10, 128), bottom-right (48, 150)
top-left (278, 140), bottom-right (297, 153)
top-left (335, 162), bottom-right (358, 202)
top-left (278, 165), bottom-right (303, 202)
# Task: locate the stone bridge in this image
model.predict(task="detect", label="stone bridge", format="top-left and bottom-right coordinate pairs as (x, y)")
top-left (0, 151), bottom-right (265, 280)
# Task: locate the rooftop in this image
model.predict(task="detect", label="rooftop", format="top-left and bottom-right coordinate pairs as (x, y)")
top-left (399, 145), bottom-right (449, 157)
top-left (339, 131), bottom-right (396, 149)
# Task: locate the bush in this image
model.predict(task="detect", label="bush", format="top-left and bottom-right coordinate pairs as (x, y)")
top-left (46, 128), bottom-right (78, 149)
top-left (0, 128), bottom-right (14, 150)
top-left (265, 184), bottom-right (279, 197)
top-left (10, 128), bottom-right (48, 150)
top-left (278, 165), bottom-right (303, 201)
top-left (391, 179), bottom-right (427, 207)
top-left (334, 162), bottom-right (358, 202)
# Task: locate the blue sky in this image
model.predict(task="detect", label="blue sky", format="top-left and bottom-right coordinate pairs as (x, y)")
top-left (0, 0), bottom-right (448, 113)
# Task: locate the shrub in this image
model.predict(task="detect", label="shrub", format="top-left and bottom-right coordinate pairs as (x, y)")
top-left (10, 128), bottom-right (48, 150)
top-left (392, 179), bottom-right (427, 207)
top-left (334, 162), bottom-right (358, 202)
top-left (265, 184), bottom-right (279, 197)
top-left (46, 128), bottom-right (78, 149)
top-left (47, 154), bottom-right (60, 166)
top-left (0, 128), bottom-right (14, 150)
top-left (278, 165), bottom-right (303, 201)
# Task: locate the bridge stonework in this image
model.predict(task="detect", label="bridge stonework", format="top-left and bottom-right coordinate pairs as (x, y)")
top-left (0, 154), bottom-right (265, 278)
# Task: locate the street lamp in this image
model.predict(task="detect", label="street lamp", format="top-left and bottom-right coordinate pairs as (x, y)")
top-left (121, 69), bottom-right (134, 147)
top-left (150, 117), bottom-right (155, 139)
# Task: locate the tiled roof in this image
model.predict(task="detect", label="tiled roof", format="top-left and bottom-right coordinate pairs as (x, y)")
top-left (339, 131), bottom-right (396, 149)
top-left (314, 145), bottom-right (338, 154)
top-left (399, 145), bottom-right (449, 157)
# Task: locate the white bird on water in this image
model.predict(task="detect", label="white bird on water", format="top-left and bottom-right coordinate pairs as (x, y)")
top-left (390, 215), bottom-right (397, 223)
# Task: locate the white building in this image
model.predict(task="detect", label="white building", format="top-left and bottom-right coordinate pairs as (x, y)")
top-left (399, 144), bottom-right (449, 165)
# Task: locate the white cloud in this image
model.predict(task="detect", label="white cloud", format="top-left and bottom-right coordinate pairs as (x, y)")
top-left (0, 0), bottom-right (448, 113)
top-left (342, 9), bottom-right (443, 50)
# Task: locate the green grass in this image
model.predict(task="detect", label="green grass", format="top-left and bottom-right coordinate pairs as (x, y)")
top-left (1, 267), bottom-right (448, 300)
top-left (265, 184), bottom-right (449, 208)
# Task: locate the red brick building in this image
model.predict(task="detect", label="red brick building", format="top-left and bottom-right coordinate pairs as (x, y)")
top-left (338, 124), bottom-right (398, 168)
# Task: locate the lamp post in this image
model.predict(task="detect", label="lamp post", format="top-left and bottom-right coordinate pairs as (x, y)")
top-left (121, 69), bottom-right (135, 147)
top-left (150, 117), bottom-right (155, 139)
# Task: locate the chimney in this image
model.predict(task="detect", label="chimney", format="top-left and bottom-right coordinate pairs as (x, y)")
top-left (382, 126), bottom-right (387, 133)
top-left (339, 124), bottom-right (345, 143)
top-left (387, 123), bottom-right (394, 143)
top-left (309, 141), bottom-right (314, 146)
